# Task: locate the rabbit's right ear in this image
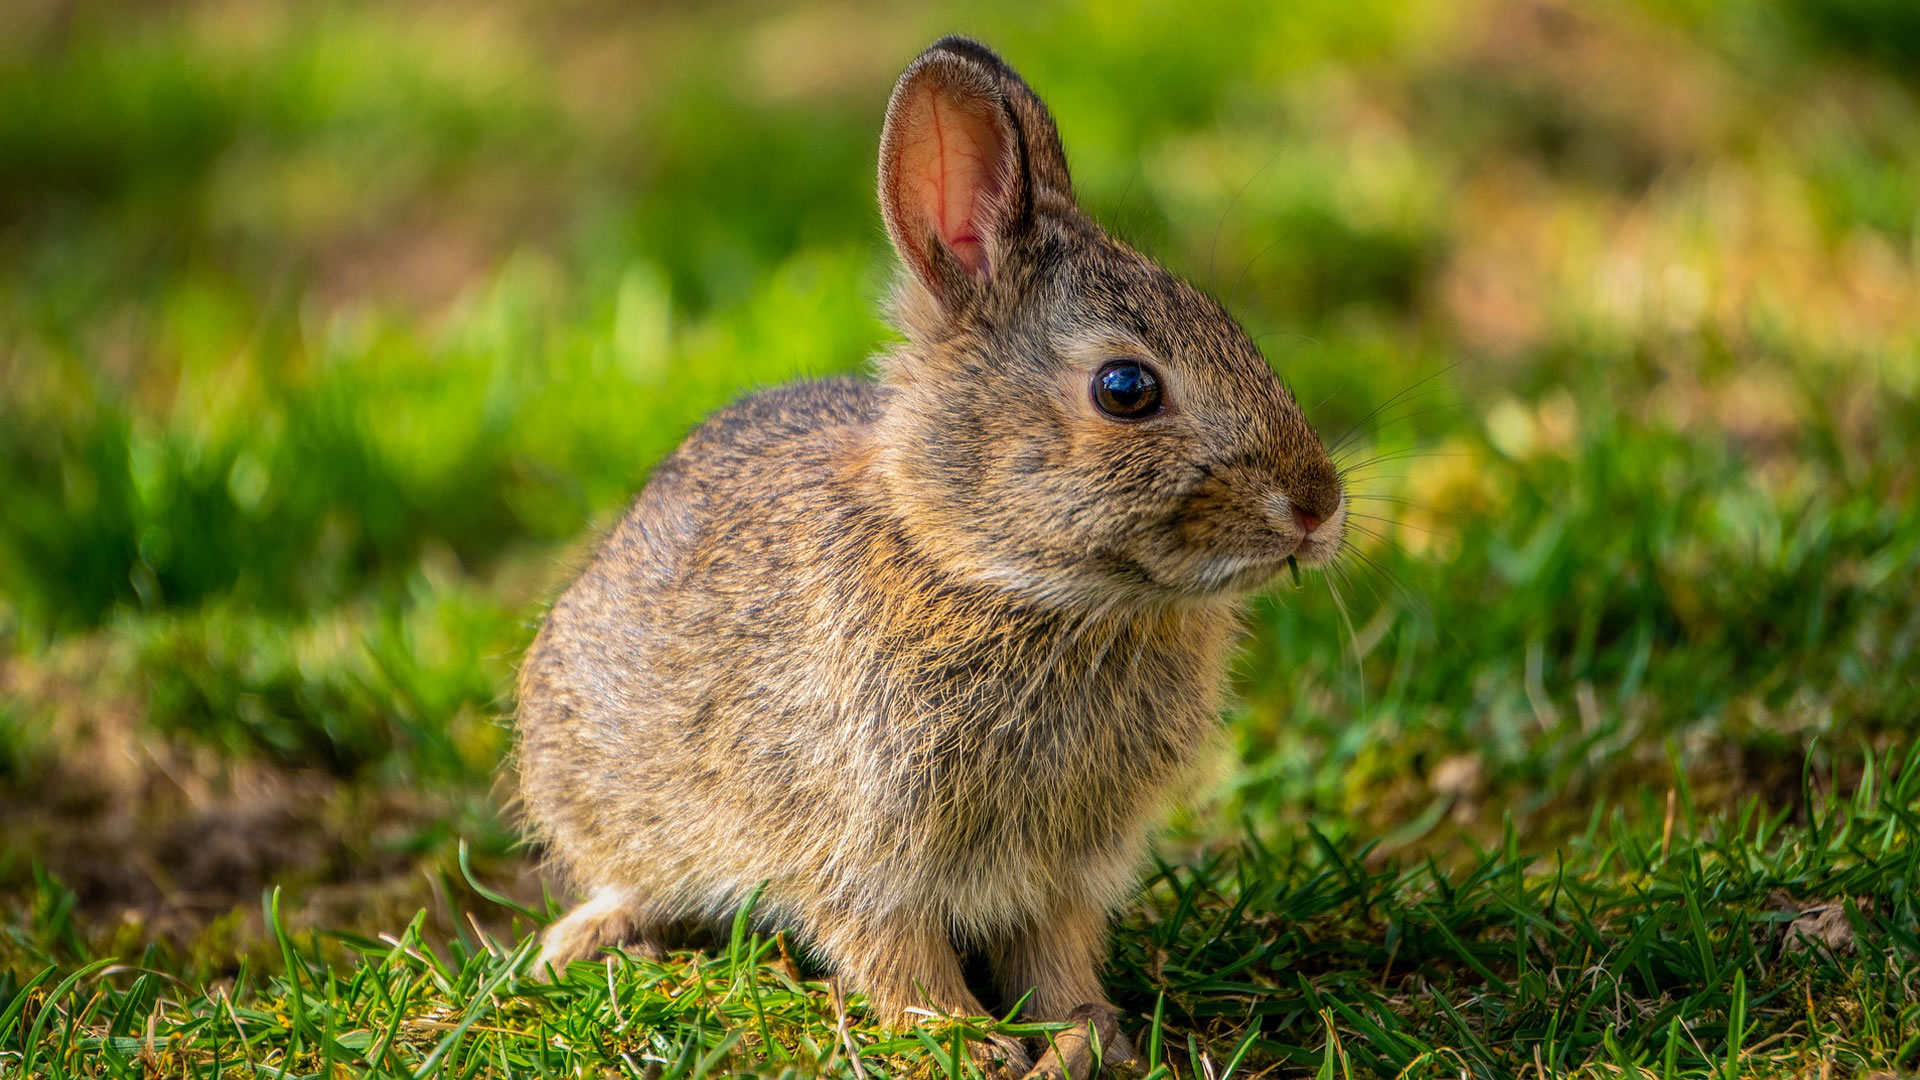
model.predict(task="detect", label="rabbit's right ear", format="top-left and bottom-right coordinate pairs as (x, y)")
top-left (879, 38), bottom-right (1073, 311)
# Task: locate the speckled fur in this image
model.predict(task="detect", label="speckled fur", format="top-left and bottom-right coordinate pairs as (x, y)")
top-left (516, 36), bottom-right (1345, 1070)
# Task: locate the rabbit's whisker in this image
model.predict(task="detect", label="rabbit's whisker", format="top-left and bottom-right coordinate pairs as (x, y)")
top-left (1321, 565), bottom-right (1366, 715)
top-left (1345, 492), bottom-right (1445, 513)
top-left (1346, 511), bottom-right (1454, 540)
top-left (1336, 446), bottom-right (1459, 476)
top-left (1209, 145), bottom-right (1287, 295)
top-left (1336, 539), bottom-right (1427, 618)
top-left (1323, 364), bottom-right (1459, 458)
top-left (1227, 234), bottom-right (1291, 319)
top-left (1328, 403), bottom-right (1469, 465)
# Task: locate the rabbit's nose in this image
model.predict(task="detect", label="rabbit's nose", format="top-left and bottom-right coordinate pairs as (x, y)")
top-left (1284, 481), bottom-right (1342, 535)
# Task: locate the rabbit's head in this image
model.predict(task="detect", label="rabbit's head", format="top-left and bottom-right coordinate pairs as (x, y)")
top-left (873, 38), bottom-right (1344, 608)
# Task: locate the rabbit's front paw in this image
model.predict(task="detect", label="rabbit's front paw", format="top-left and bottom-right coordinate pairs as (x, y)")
top-left (532, 887), bottom-right (661, 980)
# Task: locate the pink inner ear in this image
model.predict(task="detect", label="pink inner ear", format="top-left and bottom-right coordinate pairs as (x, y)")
top-left (899, 86), bottom-right (1005, 276)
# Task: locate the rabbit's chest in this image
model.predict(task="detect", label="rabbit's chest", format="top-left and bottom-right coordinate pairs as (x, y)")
top-left (896, 620), bottom-right (1229, 852)
top-left (895, 677), bottom-right (1218, 930)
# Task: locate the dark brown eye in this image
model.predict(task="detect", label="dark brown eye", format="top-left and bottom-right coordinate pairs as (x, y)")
top-left (1093, 360), bottom-right (1163, 419)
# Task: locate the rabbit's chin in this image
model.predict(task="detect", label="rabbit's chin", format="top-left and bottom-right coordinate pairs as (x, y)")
top-left (1185, 541), bottom-right (1341, 597)
top-left (1293, 530), bottom-right (1345, 569)
top-left (1202, 558), bottom-right (1301, 596)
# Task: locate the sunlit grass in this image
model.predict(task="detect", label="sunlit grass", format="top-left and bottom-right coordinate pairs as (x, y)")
top-left (4, 756), bottom-right (1915, 1076)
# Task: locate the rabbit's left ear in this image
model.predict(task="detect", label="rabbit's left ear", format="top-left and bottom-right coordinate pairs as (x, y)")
top-left (878, 37), bottom-right (1073, 306)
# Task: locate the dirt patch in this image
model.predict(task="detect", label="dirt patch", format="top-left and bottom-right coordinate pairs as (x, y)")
top-left (0, 644), bottom-right (548, 965)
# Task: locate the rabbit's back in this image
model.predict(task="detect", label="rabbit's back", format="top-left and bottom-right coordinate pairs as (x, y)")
top-left (516, 377), bottom-right (889, 908)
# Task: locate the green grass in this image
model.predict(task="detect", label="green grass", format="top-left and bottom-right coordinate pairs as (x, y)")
top-left (4, 760), bottom-right (1916, 1077)
top-left (2, 0), bottom-right (1918, 1075)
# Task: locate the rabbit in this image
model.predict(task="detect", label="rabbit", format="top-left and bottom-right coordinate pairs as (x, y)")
top-left (515, 35), bottom-right (1346, 1079)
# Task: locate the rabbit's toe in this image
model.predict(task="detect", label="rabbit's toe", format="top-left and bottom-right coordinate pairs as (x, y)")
top-left (970, 1030), bottom-right (1033, 1076)
top-left (1021, 1003), bottom-right (1137, 1080)
top-left (531, 887), bottom-right (660, 979)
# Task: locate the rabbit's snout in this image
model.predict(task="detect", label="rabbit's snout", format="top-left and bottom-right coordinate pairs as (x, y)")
top-left (1265, 491), bottom-right (1337, 540)
top-left (1266, 485), bottom-right (1346, 566)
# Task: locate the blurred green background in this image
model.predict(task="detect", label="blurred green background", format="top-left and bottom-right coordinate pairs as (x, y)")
top-left (1, 0), bottom-right (1916, 960)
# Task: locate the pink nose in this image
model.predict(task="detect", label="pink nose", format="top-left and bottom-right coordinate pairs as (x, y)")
top-left (1293, 506), bottom-right (1323, 534)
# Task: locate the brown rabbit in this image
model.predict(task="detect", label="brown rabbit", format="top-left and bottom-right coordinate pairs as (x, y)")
top-left (515, 36), bottom-right (1346, 1078)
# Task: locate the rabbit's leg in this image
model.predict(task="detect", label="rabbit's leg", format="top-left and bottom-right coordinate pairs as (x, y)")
top-left (533, 885), bottom-right (665, 978)
top-left (819, 914), bottom-right (1032, 1074)
top-left (990, 900), bottom-right (1139, 1078)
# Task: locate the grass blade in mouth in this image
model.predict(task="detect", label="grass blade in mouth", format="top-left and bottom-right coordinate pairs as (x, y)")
top-left (1287, 554), bottom-right (1302, 587)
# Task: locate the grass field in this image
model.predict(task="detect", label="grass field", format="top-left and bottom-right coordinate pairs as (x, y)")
top-left (2, 0), bottom-right (1918, 1075)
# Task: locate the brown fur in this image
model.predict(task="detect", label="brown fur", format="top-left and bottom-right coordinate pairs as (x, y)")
top-left (516, 36), bottom-right (1345, 1077)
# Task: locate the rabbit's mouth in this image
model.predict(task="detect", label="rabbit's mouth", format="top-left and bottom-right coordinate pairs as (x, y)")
top-left (1263, 492), bottom-right (1346, 569)
top-left (1290, 520), bottom-right (1346, 569)
top-left (1193, 550), bottom-right (1318, 595)
top-left (1197, 525), bottom-right (1345, 595)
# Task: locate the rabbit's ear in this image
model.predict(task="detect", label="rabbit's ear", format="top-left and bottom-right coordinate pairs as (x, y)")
top-left (879, 38), bottom-right (1072, 307)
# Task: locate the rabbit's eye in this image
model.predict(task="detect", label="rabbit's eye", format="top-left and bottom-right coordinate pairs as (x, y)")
top-left (1093, 361), bottom-right (1163, 420)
